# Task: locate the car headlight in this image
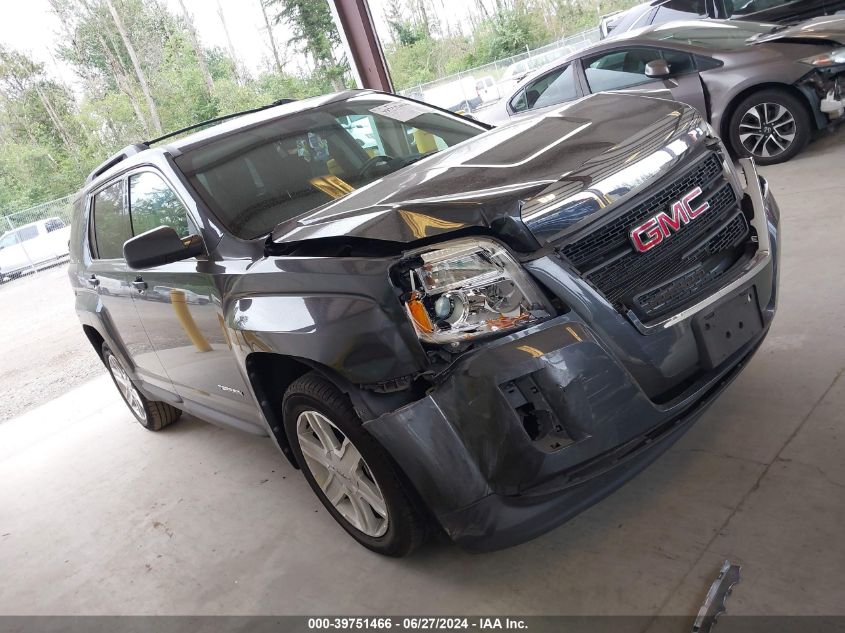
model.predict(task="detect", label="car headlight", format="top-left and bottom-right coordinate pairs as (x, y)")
top-left (799, 47), bottom-right (845, 67)
top-left (399, 238), bottom-right (553, 345)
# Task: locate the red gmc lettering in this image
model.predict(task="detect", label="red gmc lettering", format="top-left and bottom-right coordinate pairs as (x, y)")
top-left (629, 186), bottom-right (710, 253)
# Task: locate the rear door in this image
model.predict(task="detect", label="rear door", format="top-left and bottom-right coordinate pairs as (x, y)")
top-left (87, 179), bottom-right (172, 392)
top-left (125, 169), bottom-right (259, 429)
top-left (579, 46), bottom-right (708, 117)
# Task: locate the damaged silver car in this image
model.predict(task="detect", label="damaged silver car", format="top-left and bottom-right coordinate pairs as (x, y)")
top-left (482, 17), bottom-right (845, 164)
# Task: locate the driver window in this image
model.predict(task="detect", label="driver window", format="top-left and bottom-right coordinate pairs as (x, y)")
top-left (129, 172), bottom-right (193, 238)
top-left (584, 47), bottom-right (664, 92)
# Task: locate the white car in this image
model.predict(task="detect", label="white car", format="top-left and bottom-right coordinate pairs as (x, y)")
top-left (0, 217), bottom-right (71, 282)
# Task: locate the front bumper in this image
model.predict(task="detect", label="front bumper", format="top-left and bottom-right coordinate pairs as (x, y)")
top-left (363, 167), bottom-right (780, 551)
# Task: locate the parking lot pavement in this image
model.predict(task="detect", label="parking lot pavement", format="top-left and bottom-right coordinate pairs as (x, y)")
top-left (0, 265), bottom-right (103, 422)
top-left (0, 129), bottom-right (843, 617)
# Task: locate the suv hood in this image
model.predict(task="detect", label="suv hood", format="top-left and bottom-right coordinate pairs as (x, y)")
top-left (748, 16), bottom-right (845, 45)
top-left (271, 93), bottom-right (706, 249)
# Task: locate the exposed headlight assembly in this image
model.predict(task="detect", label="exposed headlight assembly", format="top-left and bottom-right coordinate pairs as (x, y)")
top-left (799, 47), bottom-right (845, 67)
top-left (400, 238), bottom-right (552, 345)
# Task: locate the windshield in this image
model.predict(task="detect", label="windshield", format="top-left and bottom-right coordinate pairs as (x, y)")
top-left (0, 232), bottom-right (19, 249)
top-left (648, 21), bottom-right (778, 49)
top-left (176, 95), bottom-right (485, 240)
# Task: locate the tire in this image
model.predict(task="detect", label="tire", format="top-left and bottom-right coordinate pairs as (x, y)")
top-left (728, 89), bottom-right (811, 165)
top-left (283, 371), bottom-right (427, 557)
top-left (101, 342), bottom-right (181, 431)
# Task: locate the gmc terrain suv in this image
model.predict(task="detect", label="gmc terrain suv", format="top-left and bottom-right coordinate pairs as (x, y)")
top-left (70, 91), bottom-right (780, 556)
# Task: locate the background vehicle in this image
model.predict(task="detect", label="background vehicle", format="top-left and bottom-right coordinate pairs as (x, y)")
top-left (475, 75), bottom-right (500, 103)
top-left (601, 0), bottom-right (845, 38)
top-left (421, 75), bottom-right (482, 112)
top-left (70, 91), bottom-right (779, 557)
top-left (0, 217), bottom-right (71, 282)
top-left (480, 17), bottom-right (845, 164)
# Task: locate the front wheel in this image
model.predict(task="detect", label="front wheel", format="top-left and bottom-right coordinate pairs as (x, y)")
top-left (728, 89), bottom-right (811, 165)
top-left (102, 343), bottom-right (181, 431)
top-left (283, 372), bottom-right (427, 557)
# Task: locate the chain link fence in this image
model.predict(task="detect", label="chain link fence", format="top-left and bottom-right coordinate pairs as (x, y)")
top-left (0, 194), bottom-right (75, 282)
top-left (398, 27), bottom-right (600, 115)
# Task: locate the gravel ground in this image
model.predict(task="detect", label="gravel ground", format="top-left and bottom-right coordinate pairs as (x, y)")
top-left (0, 265), bottom-right (104, 422)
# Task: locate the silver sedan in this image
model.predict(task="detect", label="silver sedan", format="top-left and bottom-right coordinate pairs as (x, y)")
top-left (478, 17), bottom-right (845, 164)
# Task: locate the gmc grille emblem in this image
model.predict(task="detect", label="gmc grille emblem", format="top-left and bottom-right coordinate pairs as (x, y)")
top-left (629, 186), bottom-right (710, 253)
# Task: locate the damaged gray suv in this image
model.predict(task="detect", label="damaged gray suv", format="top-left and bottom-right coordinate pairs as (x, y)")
top-left (70, 91), bottom-right (780, 556)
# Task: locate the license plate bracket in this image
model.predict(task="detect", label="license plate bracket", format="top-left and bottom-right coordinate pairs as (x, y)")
top-left (693, 286), bottom-right (763, 370)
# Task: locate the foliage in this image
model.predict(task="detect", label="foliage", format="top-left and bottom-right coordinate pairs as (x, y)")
top-left (265, 0), bottom-right (348, 89)
top-left (0, 0), bottom-right (647, 212)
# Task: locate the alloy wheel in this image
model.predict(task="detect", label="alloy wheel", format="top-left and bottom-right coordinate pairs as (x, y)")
top-left (295, 410), bottom-right (389, 537)
top-left (108, 354), bottom-right (147, 422)
top-left (738, 102), bottom-right (796, 160)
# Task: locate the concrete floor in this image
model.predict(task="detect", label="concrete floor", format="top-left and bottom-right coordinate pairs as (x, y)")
top-left (1, 129), bottom-right (844, 618)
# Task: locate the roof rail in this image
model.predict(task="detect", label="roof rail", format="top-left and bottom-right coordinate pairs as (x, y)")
top-left (145, 98), bottom-right (298, 147)
top-left (86, 143), bottom-right (149, 184)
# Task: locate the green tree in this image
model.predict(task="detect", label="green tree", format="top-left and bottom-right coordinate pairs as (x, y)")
top-left (265, 0), bottom-right (349, 89)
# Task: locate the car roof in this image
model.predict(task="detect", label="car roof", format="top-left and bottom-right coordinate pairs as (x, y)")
top-left (84, 89), bottom-right (374, 192)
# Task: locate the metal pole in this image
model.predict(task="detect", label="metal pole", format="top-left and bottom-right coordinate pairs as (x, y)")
top-left (330, 0), bottom-right (393, 92)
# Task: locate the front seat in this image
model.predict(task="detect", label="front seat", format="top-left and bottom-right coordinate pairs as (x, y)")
top-left (623, 50), bottom-right (654, 74)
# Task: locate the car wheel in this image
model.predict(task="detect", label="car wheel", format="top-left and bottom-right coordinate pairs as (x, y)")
top-left (728, 89), bottom-right (811, 165)
top-left (283, 371), bottom-right (427, 557)
top-left (102, 342), bottom-right (181, 431)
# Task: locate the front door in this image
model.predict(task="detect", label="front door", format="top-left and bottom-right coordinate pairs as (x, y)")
top-left (580, 46), bottom-right (708, 117)
top-left (124, 169), bottom-right (260, 430)
top-left (87, 179), bottom-right (171, 392)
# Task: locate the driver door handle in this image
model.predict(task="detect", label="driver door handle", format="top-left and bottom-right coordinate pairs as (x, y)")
top-left (131, 276), bottom-right (147, 292)
top-left (88, 274), bottom-right (100, 287)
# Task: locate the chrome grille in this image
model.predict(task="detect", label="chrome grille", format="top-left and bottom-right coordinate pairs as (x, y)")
top-left (560, 152), bottom-right (751, 320)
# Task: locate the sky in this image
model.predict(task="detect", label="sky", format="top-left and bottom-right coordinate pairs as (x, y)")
top-left (0, 0), bottom-right (481, 91)
top-left (0, 0), bottom-right (291, 89)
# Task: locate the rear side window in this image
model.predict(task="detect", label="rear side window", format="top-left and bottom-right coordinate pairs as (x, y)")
top-left (18, 226), bottom-right (38, 242)
top-left (44, 218), bottom-right (66, 233)
top-left (92, 181), bottom-right (131, 260)
top-left (129, 172), bottom-right (192, 238)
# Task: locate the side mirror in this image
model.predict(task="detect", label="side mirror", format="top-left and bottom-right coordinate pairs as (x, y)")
top-left (124, 226), bottom-right (204, 269)
top-left (645, 59), bottom-right (672, 79)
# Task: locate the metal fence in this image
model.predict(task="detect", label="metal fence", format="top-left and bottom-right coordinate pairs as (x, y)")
top-left (0, 195), bottom-right (75, 282)
top-left (2, 195), bottom-right (75, 231)
top-left (398, 27), bottom-right (601, 114)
